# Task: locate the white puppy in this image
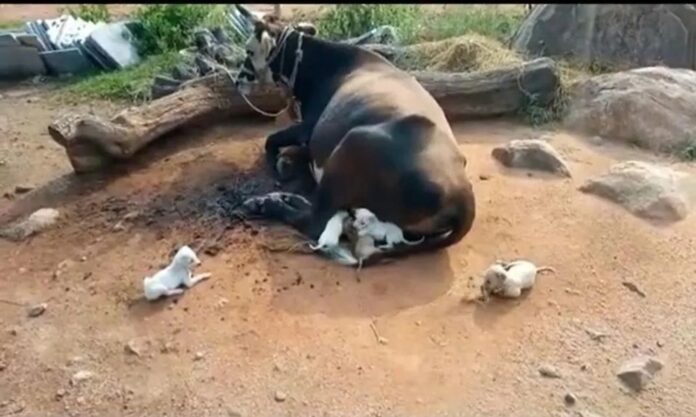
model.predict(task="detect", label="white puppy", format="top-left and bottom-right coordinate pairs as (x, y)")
top-left (143, 245), bottom-right (212, 301)
top-left (481, 259), bottom-right (555, 300)
top-left (310, 210), bottom-right (350, 251)
top-left (352, 208), bottom-right (424, 250)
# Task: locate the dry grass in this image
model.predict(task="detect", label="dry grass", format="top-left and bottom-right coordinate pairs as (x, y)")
top-left (390, 34), bottom-right (523, 72)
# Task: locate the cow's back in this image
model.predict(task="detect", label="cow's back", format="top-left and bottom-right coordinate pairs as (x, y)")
top-left (309, 64), bottom-right (454, 166)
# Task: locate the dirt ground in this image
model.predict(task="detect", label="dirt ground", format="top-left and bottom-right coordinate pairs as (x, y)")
top-left (1, 77), bottom-right (696, 417)
top-left (1, 4), bottom-right (696, 417)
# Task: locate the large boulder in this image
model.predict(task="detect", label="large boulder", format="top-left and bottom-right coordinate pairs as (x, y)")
top-left (579, 161), bottom-right (696, 223)
top-left (564, 66), bottom-right (696, 154)
top-left (511, 4), bottom-right (696, 69)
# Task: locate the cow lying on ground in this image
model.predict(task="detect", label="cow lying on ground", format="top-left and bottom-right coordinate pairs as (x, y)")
top-left (234, 6), bottom-right (476, 267)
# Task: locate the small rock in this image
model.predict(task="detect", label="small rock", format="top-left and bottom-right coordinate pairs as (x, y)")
top-left (124, 340), bottom-right (142, 357)
top-left (616, 355), bottom-right (663, 392)
top-left (622, 280), bottom-right (646, 298)
top-left (7, 326), bottom-right (19, 336)
top-left (204, 243), bottom-right (221, 257)
top-left (479, 174), bottom-right (491, 180)
top-left (378, 337), bottom-right (389, 345)
top-left (70, 370), bottom-right (94, 386)
top-left (227, 408), bottom-right (242, 417)
top-left (0, 362), bottom-right (6, 371)
top-left (564, 392), bottom-right (577, 406)
top-left (585, 328), bottom-right (609, 342)
top-left (194, 351), bottom-right (205, 361)
top-left (76, 396), bottom-right (85, 405)
top-left (491, 139), bottom-right (572, 177)
top-left (112, 221), bottom-right (126, 232)
top-left (80, 256), bottom-right (87, 262)
top-left (27, 303), bottom-right (47, 318)
top-left (55, 389), bottom-right (66, 400)
top-left (274, 390), bottom-right (287, 402)
top-left (14, 185), bottom-right (33, 194)
top-left (656, 340), bottom-right (664, 348)
top-left (216, 298), bottom-right (229, 308)
top-left (539, 364), bottom-right (562, 378)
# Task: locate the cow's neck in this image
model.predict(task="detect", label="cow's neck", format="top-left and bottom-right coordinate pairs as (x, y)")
top-left (269, 33), bottom-right (360, 113)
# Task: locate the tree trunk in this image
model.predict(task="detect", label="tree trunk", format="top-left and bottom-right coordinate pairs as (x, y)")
top-left (48, 58), bottom-right (559, 173)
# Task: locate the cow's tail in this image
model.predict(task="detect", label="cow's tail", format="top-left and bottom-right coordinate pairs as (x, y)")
top-left (359, 188), bottom-right (476, 267)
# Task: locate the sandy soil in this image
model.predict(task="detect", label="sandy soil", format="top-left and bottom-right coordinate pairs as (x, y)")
top-left (1, 77), bottom-right (695, 417)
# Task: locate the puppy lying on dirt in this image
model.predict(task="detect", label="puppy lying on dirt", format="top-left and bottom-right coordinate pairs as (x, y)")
top-left (480, 259), bottom-right (556, 301)
top-left (352, 208), bottom-right (425, 250)
top-left (143, 245), bottom-right (211, 301)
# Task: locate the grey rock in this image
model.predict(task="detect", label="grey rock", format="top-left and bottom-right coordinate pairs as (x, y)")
top-left (512, 5), bottom-right (696, 70)
top-left (27, 303), bottom-right (47, 317)
top-left (0, 46), bottom-right (47, 80)
top-left (172, 63), bottom-right (198, 81)
top-left (564, 392), bottom-right (577, 406)
top-left (565, 67), bottom-right (696, 154)
top-left (0, 207), bottom-right (60, 241)
top-left (617, 355), bottom-right (663, 392)
top-left (579, 161), bottom-right (695, 222)
top-left (491, 139), bottom-right (571, 177)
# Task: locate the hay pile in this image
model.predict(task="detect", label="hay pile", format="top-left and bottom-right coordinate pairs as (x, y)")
top-left (392, 34), bottom-right (523, 72)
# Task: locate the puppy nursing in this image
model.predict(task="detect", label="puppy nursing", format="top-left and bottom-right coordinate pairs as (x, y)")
top-left (143, 245), bottom-right (212, 301)
top-left (310, 208), bottom-right (423, 266)
top-left (480, 259), bottom-right (555, 301)
top-left (352, 208), bottom-right (425, 249)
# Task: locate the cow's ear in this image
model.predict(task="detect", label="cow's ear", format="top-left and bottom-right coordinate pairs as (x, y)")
top-left (295, 22), bottom-right (317, 37)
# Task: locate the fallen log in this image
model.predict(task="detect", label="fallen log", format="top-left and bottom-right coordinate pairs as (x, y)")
top-left (49, 57), bottom-right (559, 173)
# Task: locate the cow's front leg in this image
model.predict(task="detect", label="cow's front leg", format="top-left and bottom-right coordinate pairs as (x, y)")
top-left (265, 123), bottom-right (307, 174)
top-left (241, 192), bottom-right (313, 232)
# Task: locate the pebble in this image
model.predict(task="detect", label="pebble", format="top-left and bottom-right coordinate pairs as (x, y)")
top-left (479, 174), bottom-right (491, 180)
top-left (27, 303), bottom-right (47, 318)
top-left (564, 392), bottom-right (577, 406)
top-left (7, 326), bottom-right (18, 336)
top-left (194, 351), bottom-right (205, 361)
top-left (76, 396), bottom-right (85, 405)
top-left (216, 298), bottom-right (229, 308)
top-left (125, 340), bottom-right (142, 357)
top-left (538, 364), bottom-right (562, 379)
top-left (71, 370), bottom-right (94, 386)
top-left (0, 362), bottom-right (6, 371)
top-left (227, 408), bottom-right (242, 417)
top-left (274, 390), bottom-right (287, 402)
top-left (55, 389), bottom-right (66, 400)
top-left (621, 280), bottom-right (646, 298)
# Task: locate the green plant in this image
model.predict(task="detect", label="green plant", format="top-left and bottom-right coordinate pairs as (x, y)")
top-left (416, 6), bottom-right (524, 44)
top-left (317, 4), bottom-right (420, 43)
top-left (61, 52), bottom-right (182, 102)
top-left (61, 4), bottom-right (111, 23)
top-left (518, 85), bottom-right (570, 127)
top-left (679, 137), bottom-right (696, 161)
top-left (130, 4), bottom-right (226, 56)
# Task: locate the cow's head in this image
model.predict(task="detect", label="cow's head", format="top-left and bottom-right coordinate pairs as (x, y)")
top-left (234, 4), bottom-right (317, 95)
